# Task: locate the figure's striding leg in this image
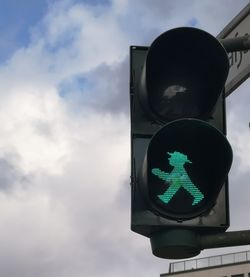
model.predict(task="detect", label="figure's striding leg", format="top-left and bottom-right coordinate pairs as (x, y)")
top-left (158, 179), bottom-right (182, 204)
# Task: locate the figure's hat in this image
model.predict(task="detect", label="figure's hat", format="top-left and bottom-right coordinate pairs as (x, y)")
top-left (167, 151), bottom-right (192, 164)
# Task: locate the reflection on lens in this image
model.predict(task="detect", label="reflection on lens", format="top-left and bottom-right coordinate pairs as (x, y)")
top-left (163, 85), bottom-right (187, 99)
top-left (150, 83), bottom-right (201, 121)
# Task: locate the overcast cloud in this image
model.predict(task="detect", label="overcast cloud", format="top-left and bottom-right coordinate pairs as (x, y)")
top-left (0, 0), bottom-right (249, 276)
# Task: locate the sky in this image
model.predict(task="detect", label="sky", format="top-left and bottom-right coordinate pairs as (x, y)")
top-left (0, 0), bottom-right (249, 276)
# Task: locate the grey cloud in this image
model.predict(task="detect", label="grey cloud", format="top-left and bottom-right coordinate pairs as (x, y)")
top-left (226, 80), bottom-right (250, 231)
top-left (0, 158), bottom-right (28, 191)
top-left (122, 0), bottom-right (249, 45)
top-left (33, 119), bottom-right (54, 137)
top-left (93, 59), bottom-right (130, 114)
top-left (227, 79), bottom-right (250, 127)
top-left (58, 57), bottom-right (130, 115)
top-left (115, 178), bottom-right (130, 211)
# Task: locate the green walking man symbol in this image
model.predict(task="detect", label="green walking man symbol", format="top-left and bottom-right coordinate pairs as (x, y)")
top-left (152, 151), bottom-right (204, 206)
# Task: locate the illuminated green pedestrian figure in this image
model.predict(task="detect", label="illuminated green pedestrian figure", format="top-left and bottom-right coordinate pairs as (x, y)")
top-left (152, 151), bottom-right (204, 206)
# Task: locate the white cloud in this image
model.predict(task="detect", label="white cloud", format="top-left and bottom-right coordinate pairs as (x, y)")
top-left (0, 187), bottom-right (75, 277)
top-left (0, 0), bottom-right (130, 176)
top-left (228, 114), bottom-right (250, 173)
top-left (111, 0), bottom-right (129, 15)
top-left (31, 1), bottom-right (128, 77)
top-left (0, 88), bottom-right (70, 174)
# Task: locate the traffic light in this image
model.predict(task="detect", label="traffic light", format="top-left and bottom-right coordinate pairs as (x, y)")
top-left (130, 27), bottom-right (233, 259)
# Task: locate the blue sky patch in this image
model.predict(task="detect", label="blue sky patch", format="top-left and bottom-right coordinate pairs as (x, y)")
top-left (0, 0), bottom-right (48, 62)
top-left (187, 17), bottom-right (199, 27)
top-left (82, 0), bottom-right (111, 6)
top-left (45, 27), bottom-right (80, 54)
top-left (58, 75), bottom-right (94, 99)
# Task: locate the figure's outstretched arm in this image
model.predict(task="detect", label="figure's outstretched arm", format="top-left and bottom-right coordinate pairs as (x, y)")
top-left (152, 168), bottom-right (169, 181)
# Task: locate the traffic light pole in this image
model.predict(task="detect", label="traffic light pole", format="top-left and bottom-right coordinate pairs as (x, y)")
top-left (220, 35), bottom-right (250, 52)
top-left (150, 229), bottom-right (250, 260)
top-left (199, 36), bottom-right (250, 251)
top-left (200, 230), bottom-right (250, 250)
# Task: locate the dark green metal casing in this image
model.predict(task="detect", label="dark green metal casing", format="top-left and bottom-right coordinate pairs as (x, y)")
top-left (130, 43), bottom-right (230, 237)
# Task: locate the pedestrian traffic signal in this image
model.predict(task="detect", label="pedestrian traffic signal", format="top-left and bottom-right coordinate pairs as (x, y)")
top-left (147, 119), bottom-right (232, 221)
top-left (152, 151), bottom-right (204, 206)
top-left (130, 27), bottom-right (233, 259)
